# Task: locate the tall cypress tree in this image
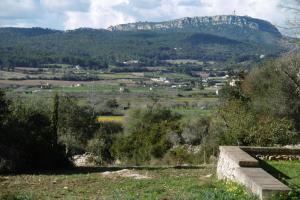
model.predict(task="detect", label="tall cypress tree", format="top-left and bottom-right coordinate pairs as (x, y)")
top-left (52, 93), bottom-right (59, 145)
top-left (0, 90), bottom-right (10, 128)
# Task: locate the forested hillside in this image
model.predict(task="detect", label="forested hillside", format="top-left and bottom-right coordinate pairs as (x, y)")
top-left (0, 16), bottom-right (288, 69)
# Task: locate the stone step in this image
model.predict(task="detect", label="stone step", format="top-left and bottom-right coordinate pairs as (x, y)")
top-left (237, 167), bottom-right (290, 199)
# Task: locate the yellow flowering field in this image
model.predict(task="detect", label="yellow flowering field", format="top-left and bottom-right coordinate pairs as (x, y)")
top-left (97, 116), bottom-right (124, 123)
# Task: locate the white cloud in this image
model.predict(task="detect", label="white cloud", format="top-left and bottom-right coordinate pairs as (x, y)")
top-left (41, 0), bottom-right (89, 12)
top-left (0, 0), bottom-right (40, 19)
top-left (143, 0), bottom-right (285, 25)
top-left (112, 0), bottom-right (287, 27)
top-left (128, 0), bottom-right (162, 9)
top-left (64, 0), bottom-right (136, 29)
top-left (200, 0), bottom-right (286, 25)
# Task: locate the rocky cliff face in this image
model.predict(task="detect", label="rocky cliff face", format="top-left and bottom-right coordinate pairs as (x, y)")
top-left (108, 15), bottom-right (282, 43)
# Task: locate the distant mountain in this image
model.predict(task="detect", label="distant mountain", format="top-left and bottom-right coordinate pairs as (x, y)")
top-left (0, 16), bottom-right (288, 69)
top-left (0, 27), bottom-right (61, 37)
top-left (108, 15), bottom-right (282, 44)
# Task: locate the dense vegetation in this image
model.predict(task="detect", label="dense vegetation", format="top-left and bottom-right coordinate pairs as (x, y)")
top-left (1, 54), bottom-right (300, 174)
top-left (218, 54), bottom-right (300, 146)
top-left (1, 52), bottom-right (300, 200)
top-left (0, 27), bottom-right (284, 69)
top-left (0, 91), bottom-right (71, 172)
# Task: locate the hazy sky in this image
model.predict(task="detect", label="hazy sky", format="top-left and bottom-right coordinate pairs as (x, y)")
top-left (0, 0), bottom-right (294, 31)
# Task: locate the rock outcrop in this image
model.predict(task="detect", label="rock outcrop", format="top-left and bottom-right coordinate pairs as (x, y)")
top-left (108, 15), bottom-right (282, 44)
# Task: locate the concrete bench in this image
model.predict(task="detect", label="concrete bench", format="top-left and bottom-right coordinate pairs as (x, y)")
top-left (220, 146), bottom-right (259, 167)
top-left (217, 146), bottom-right (291, 199)
top-left (237, 168), bottom-right (290, 199)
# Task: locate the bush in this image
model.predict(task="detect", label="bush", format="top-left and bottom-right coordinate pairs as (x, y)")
top-left (87, 138), bottom-right (105, 165)
top-left (1, 111), bottom-right (72, 172)
top-left (112, 106), bottom-right (182, 165)
top-left (168, 146), bottom-right (192, 165)
top-left (93, 122), bottom-right (123, 164)
top-left (218, 99), bottom-right (296, 146)
top-left (181, 117), bottom-right (210, 145)
top-left (0, 91), bottom-right (71, 173)
top-left (56, 96), bottom-right (98, 155)
top-left (105, 99), bottom-right (119, 109)
top-left (59, 134), bottom-right (85, 156)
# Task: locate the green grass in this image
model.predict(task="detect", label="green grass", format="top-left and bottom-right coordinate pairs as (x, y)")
top-left (100, 73), bottom-right (144, 79)
top-left (52, 84), bottom-right (120, 93)
top-left (0, 166), bottom-right (258, 200)
top-left (267, 160), bottom-right (300, 187)
top-left (266, 160), bottom-right (300, 199)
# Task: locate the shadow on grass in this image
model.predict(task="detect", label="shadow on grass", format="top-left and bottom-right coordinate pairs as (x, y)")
top-left (1, 165), bottom-right (208, 176)
top-left (259, 160), bottom-right (300, 198)
top-left (259, 160), bottom-right (290, 184)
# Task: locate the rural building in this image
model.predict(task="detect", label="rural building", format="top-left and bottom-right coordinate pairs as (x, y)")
top-left (123, 60), bottom-right (139, 65)
top-left (150, 77), bottom-right (170, 84)
top-left (191, 71), bottom-right (210, 79)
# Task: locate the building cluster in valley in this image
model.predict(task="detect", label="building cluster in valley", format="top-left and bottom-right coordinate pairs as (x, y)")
top-left (148, 70), bottom-right (239, 95)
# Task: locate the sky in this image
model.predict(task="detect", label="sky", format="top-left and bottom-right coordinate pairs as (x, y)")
top-left (0, 0), bottom-right (295, 32)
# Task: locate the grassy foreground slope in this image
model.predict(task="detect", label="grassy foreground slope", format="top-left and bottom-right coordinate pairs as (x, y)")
top-left (0, 166), bottom-right (258, 200)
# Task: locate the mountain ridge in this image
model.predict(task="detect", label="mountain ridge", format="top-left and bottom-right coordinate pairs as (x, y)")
top-left (108, 15), bottom-right (280, 34)
top-left (107, 15), bottom-right (282, 44)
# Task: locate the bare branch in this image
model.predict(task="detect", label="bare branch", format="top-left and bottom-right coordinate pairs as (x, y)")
top-left (280, 0), bottom-right (300, 30)
top-left (283, 6), bottom-right (300, 12)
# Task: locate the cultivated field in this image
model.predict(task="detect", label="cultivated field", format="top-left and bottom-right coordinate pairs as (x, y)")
top-left (0, 68), bottom-right (222, 118)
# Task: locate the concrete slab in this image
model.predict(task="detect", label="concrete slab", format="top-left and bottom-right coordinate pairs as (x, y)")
top-left (219, 146), bottom-right (259, 167)
top-left (237, 168), bottom-right (290, 199)
top-left (218, 146), bottom-right (292, 200)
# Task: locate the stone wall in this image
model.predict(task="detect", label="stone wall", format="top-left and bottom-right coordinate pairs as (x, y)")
top-left (217, 147), bottom-right (238, 180)
top-left (217, 146), bottom-right (258, 180)
top-left (241, 146), bottom-right (300, 161)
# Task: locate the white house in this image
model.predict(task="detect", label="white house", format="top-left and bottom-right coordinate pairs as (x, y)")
top-left (229, 79), bottom-right (239, 87)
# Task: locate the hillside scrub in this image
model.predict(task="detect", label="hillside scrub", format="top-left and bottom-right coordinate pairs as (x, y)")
top-left (110, 105), bottom-right (220, 165)
top-left (218, 54), bottom-right (300, 146)
top-left (111, 107), bottom-right (182, 165)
